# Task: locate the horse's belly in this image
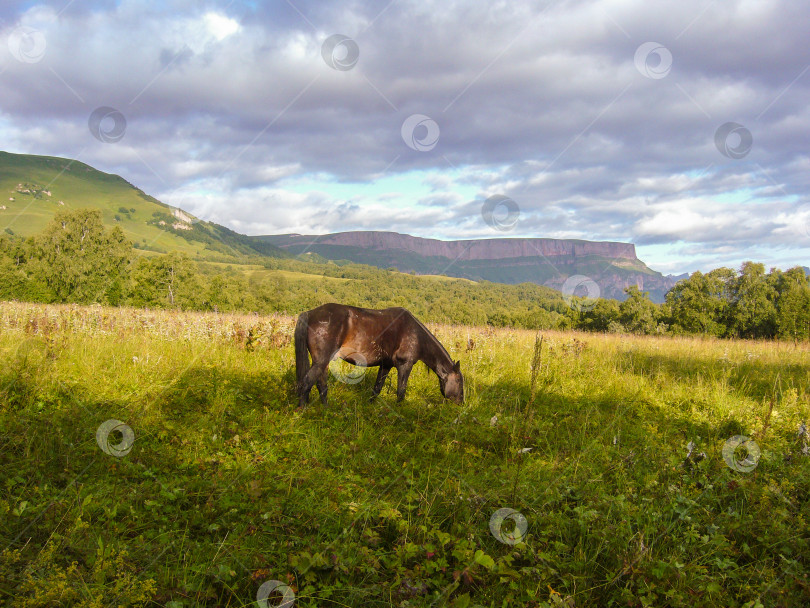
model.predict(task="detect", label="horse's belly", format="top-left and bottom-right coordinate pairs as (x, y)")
top-left (335, 343), bottom-right (383, 367)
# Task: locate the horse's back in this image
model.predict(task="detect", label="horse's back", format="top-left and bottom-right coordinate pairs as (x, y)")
top-left (302, 303), bottom-right (420, 363)
top-left (306, 303), bottom-right (414, 325)
top-left (306, 302), bottom-right (353, 318)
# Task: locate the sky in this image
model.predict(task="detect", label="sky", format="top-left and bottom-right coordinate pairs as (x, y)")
top-left (1, 0), bottom-right (809, 275)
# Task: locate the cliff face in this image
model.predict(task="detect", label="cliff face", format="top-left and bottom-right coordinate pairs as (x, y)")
top-left (286, 231), bottom-right (638, 262)
top-left (257, 231), bottom-right (680, 302)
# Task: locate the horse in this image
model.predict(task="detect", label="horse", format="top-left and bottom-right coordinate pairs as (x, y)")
top-left (294, 303), bottom-right (464, 409)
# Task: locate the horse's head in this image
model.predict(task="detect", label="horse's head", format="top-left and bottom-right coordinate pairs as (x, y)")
top-left (440, 360), bottom-right (464, 404)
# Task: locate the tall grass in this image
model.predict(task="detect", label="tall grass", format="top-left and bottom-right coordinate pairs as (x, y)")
top-left (1, 302), bottom-right (808, 607)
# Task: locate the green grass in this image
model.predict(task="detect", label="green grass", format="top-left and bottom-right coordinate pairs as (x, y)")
top-left (198, 263), bottom-right (354, 284)
top-left (390, 271), bottom-right (478, 284)
top-left (256, 269), bottom-right (353, 283)
top-left (1, 302), bottom-right (809, 607)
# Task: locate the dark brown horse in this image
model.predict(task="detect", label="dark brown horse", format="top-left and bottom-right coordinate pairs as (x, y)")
top-left (295, 303), bottom-right (464, 408)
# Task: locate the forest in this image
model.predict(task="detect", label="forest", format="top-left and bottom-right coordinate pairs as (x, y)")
top-left (2, 208), bottom-right (809, 341)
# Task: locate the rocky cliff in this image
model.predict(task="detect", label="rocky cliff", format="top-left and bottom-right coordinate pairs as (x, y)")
top-left (276, 231), bottom-right (638, 261)
top-left (255, 231), bottom-right (681, 302)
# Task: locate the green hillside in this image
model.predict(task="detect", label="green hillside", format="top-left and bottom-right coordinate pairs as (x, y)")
top-left (0, 151), bottom-right (288, 261)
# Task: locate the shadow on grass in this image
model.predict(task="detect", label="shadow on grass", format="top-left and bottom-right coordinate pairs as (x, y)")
top-left (4, 355), bottom-right (809, 607)
top-left (615, 348), bottom-right (808, 402)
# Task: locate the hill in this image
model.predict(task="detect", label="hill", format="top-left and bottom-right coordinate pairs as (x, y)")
top-left (2, 151), bottom-right (678, 302)
top-left (256, 231), bottom-right (680, 302)
top-left (0, 151), bottom-right (288, 260)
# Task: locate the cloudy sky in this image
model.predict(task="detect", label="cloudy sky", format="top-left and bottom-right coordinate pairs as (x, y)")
top-left (1, 0), bottom-right (809, 274)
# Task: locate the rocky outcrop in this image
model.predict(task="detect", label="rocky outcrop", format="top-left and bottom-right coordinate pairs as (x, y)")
top-left (258, 231), bottom-right (682, 302)
top-left (272, 231), bottom-right (637, 262)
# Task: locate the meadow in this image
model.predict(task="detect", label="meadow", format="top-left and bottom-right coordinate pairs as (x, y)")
top-left (1, 302), bottom-right (809, 607)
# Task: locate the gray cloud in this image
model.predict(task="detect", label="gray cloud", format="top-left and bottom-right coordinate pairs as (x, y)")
top-left (0, 0), bottom-right (808, 274)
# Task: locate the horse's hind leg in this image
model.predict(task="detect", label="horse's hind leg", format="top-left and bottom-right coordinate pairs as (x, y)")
top-left (316, 367), bottom-right (329, 406)
top-left (297, 372), bottom-right (314, 409)
top-left (299, 362), bottom-right (328, 409)
top-left (370, 364), bottom-right (391, 401)
top-left (297, 383), bottom-right (311, 409)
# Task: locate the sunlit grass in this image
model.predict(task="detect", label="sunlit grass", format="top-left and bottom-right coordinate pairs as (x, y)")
top-left (1, 302), bottom-right (808, 607)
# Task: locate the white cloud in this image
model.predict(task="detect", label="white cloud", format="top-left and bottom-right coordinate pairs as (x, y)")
top-left (204, 12), bottom-right (240, 42)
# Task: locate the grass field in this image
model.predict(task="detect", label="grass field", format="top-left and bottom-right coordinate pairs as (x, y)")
top-left (1, 302), bottom-right (809, 607)
top-left (389, 272), bottom-right (478, 284)
top-left (198, 263), bottom-right (354, 285)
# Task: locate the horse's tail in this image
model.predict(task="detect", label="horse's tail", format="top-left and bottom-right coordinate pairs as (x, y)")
top-left (294, 311), bottom-right (310, 390)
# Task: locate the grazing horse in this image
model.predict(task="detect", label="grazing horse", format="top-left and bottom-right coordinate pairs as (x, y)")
top-left (294, 303), bottom-right (464, 408)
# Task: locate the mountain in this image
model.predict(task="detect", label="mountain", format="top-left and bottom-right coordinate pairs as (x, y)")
top-left (2, 151), bottom-right (682, 302)
top-left (256, 231), bottom-right (681, 302)
top-left (0, 151), bottom-right (288, 260)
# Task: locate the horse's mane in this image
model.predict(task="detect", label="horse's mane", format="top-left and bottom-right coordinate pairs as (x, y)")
top-left (405, 310), bottom-right (454, 366)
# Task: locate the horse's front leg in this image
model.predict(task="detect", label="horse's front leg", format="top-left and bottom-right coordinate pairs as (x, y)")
top-left (370, 364), bottom-right (391, 401)
top-left (395, 362), bottom-right (413, 402)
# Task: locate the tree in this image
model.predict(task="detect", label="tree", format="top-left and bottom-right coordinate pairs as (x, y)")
top-left (33, 209), bottom-right (131, 303)
top-left (728, 262), bottom-right (776, 338)
top-left (578, 298), bottom-right (621, 332)
top-left (0, 237), bottom-right (32, 300)
top-left (620, 285), bottom-right (663, 334)
top-left (197, 272), bottom-right (258, 312)
top-left (130, 252), bottom-right (199, 308)
top-left (772, 267), bottom-right (810, 341)
top-left (666, 269), bottom-right (732, 336)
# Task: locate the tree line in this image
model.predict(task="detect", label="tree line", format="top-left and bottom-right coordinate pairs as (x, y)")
top-left (2, 209), bottom-right (808, 340)
top-left (0, 209), bottom-right (570, 327)
top-left (558, 265), bottom-right (810, 340)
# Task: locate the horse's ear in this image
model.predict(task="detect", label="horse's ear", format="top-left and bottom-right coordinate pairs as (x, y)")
top-left (454, 360), bottom-right (460, 370)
